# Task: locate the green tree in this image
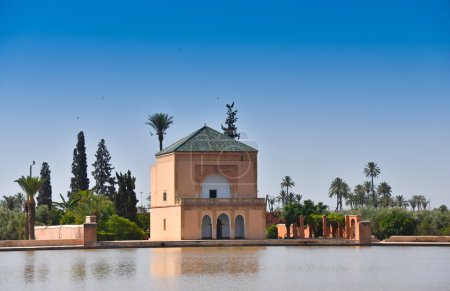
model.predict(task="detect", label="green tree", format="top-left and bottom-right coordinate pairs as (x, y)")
top-left (146, 113), bottom-right (174, 151)
top-left (394, 195), bottom-right (409, 208)
top-left (362, 181), bottom-right (372, 206)
top-left (267, 196), bottom-right (276, 213)
top-left (0, 208), bottom-right (26, 240)
top-left (378, 209), bottom-right (416, 239)
top-left (98, 215), bottom-right (145, 241)
top-left (92, 139), bottom-right (115, 199)
top-left (280, 202), bottom-right (300, 239)
top-left (280, 176), bottom-right (295, 205)
top-left (70, 131), bottom-right (90, 194)
top-left (52, 193), bottom-right (79, 212)
top-left (115, 171), bottom-right (138, 222)
top-left (1, 195), bottom-right (21, 210)
top-left (345, 193), bottom-right (356, 210)
top-left (37, 162), bottom-right (52, 209)
top-left (328, 177), bottom-right (350, 211)
top-left (15, 176), bottom-right (45, 240)
top-left (364, 162), bottom-right (381, 208)
top-left (61, 190), bottom-right (114, 229)
top-left (221, 102), bottom-right (240, 139)
top-left (409, 197), bottom-right (417, 211)
top-left (377, 182), bottom-right (392, 208)
top-left (353, 184), bottom-right (367, 208)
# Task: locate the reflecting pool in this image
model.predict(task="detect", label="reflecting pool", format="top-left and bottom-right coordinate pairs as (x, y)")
top-left (0, 246), bottom-right (449, 290)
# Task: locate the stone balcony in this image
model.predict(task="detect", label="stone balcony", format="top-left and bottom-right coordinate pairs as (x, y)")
top-left (175, 197), bottom-right (266, 207)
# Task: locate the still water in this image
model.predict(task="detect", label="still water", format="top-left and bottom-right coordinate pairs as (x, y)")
top-left (0, 246), bottom-right (449, 290)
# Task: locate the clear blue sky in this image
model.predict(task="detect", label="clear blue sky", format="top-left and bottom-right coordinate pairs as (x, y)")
top-left (1, 0), bottom-right (449, 208)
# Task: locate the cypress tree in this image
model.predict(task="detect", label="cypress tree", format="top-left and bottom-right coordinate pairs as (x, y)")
top-left (221, 101), bottom-right (240, 139)
top-left (37, 162), bottom-right (52, 209)
top-left (115, 170), bottom-right (137, 222)
top-left (92, 139), bottom-right (114, 198)
top-left (70, 131), bottom-right (90, 195)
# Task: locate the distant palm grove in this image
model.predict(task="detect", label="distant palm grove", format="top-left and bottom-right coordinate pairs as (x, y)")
top-left (266, 162), bottom-right (449, 239)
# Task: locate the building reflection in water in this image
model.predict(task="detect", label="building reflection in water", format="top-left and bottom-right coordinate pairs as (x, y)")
top-left (23, 252), bottom-right (35, 283)
top-left (150, 247), bottom-right (261, 279)
top-left (71, 259), bottom-right (87, 281)
top-left (23, 251), bottom-right (49, 283)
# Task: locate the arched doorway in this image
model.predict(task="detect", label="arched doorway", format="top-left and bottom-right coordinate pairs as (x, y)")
top-left (216, 213), bottom-right (230, 239)
top-left (201, 174), bottom-right (231, 198)
top-left (235, 215), bottom-right (245, 239)
top-left (202, 215), bottom-right (212, 239)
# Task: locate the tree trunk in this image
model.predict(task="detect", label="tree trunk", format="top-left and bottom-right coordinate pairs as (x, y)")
top-left (24, 200), bottom-right (29, 240)
top-left (285, 223), bottom-right (291, 239)
top-left (372, 177), bottom-right (377, 208)
top-left (28, 198), bottom-right (36, 240)
top-left (158, 134), bottom-right (163, 151)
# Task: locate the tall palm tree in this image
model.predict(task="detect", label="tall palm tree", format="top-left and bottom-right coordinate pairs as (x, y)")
top-left (15, 176), bottom-right (45, 240)
top-left (395, 195), bottom-right (409, 208)
top-left (146, 113), bottom-right (174, 151)
top-left (363, 162), bottom-right (381, 208)
top-left (280, 176), bottom-right (295, 203)
top-left (377, 182), bottom-right (392, 208)
top-left (329, 177), bottom-right (350, 211)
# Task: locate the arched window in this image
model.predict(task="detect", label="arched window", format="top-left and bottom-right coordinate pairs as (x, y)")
top-left (201, 174), bottom-right (231, 198)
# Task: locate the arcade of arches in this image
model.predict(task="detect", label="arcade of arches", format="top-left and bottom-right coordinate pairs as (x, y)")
top-left (202, 213), bottom-right (246, 239)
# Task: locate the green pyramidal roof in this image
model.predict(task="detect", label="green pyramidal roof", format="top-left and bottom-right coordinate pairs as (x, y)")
top-left (156, 126), bottom-right (257, 156)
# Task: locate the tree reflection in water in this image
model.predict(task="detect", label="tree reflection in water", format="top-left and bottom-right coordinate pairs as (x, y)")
top-left (150, 247), bottom-right (261, 278)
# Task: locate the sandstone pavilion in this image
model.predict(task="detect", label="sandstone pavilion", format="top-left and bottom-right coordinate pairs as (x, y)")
top-left (150, 126), bottom-right (266, 240)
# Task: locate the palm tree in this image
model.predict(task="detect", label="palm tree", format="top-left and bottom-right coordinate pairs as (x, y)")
top-left (328, 177), bottom-right (350, 211)
top-left (394, 195), bottom-right (409, 208)
top-left (146, 113), bottom-right (174, 151)
top-left (277, 189), bottom-right (287, 206)
top-left (363, 162), bottom-right (381, 208)
top-left (377, 182), bottom-right (392, 208)
top-left (412, 195), bottom-right (422, 210)
top-left (15, 176), bottom-right (45, 240)
top-left (353, 184), bottom-right (367, 208)
top-left (266, 197), bottom-right (276, 213)
top-left (52, 193), bottom-right (79, 211)
top-left (294, 194), bottom-right (303, 203)
top-left (280, 176), bottom-right (295, 202)
top-left (418, 195), bottom-right (428, 210)
top-left (409, 197), bottom-right (417, 211)
top-left (362, 181), bottom-right (372, 207)
top-left (345, 193), bottom-right (356, 210)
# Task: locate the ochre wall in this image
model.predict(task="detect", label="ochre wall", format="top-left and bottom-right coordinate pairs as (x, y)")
top-left (174, 152), bottom-right (257, 198)
top-left (150, 206), bottom-right (181, 240)
top-left (151, 154), bottom-right (176, 207)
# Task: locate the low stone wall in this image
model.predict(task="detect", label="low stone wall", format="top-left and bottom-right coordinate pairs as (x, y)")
top-left (0, 239), bottom-right (83, 248)
top-left (35, 225), bottom-right (84, 240)
top-left (0, 216), bottom-right (98, 249)
top-left (385, 236), bottom-right (450, 243)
